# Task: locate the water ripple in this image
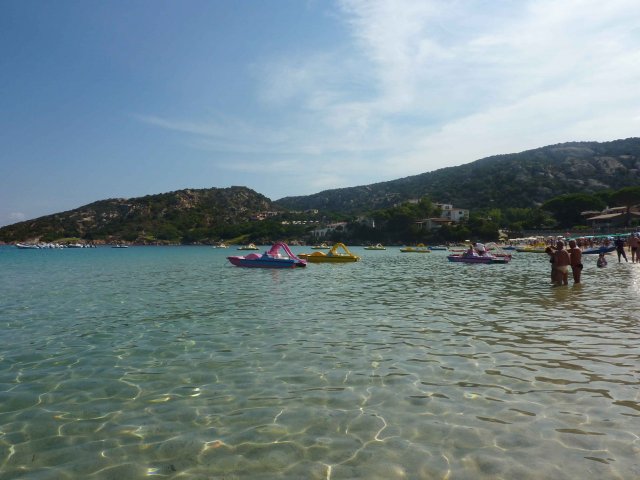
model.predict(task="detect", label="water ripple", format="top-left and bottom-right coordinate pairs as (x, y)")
top-left (0, 246), bottom-right (639, 479)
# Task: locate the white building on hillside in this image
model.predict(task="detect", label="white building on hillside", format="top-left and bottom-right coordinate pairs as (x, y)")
top-left (436, 203), bottom-right (469, 223)
top-left (311, 222), bottom-right (348, 238)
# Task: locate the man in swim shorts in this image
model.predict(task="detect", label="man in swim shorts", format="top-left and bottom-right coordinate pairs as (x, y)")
top-left (567, 239), bottom-right (582, 284)
top-left (553, 240), bottom-right (570, 286)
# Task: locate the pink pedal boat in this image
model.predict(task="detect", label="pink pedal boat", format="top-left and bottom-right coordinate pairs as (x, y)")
top-left (447, 242), bottom-right (512, 264)
top-left (227, 242), bottom-right (307, 268)
top-left (447, 253), bottom-right (511, 264)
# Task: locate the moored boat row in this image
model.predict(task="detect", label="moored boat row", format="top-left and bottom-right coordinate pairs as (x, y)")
top-left (226, 241), bottom-right (517, 268)
top-left (16, 242), bottom-right (98, 249)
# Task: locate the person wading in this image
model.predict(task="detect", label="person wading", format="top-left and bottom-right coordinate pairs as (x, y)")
top-left (568, 239), bottom-right (582, 284)
top-left (553, 240), bottom-right (571, 286)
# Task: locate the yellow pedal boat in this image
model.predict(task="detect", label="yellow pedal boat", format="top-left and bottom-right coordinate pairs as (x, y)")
top-left (400, 243), bottom-right (430, 253)
top-left (299, 243), bottom-right (360, 263)
top-left (515, 244), bottom-right (547, 253)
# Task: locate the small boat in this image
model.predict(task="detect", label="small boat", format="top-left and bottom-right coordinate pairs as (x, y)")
top-left (515, 244), bottom-right (547, 253)
top-left (447, 253), bottom-right (512, 264)
top-left (400, 243), bottom-right (430, 253)
top-left (311, 243), bottom-right (330, 250)
top-left (364, 243), bottom-right (386, 250)
top-left (213, 242), bottom-right (229, 248)
top-left (448, 242), bottom-right (512, 264)
top-left (112, 244), bottom-right (129, 248)
top-left (582, 245), bottom-right (616, 255)
top-left (227, 242), bottom-right (306, 268)
top-left (16, 243), bottom-right (40, 249)
top-left (428, 245), bottom-right (448, 251)
top-left (237, 243), bottom-right (259, 250)
top-left (299, 243), bottom-right (360, 263)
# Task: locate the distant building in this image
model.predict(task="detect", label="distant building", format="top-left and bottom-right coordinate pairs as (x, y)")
top-left (584, 205), bottom-right (640, 228)
top-left (311, 222), bottom-right (348, 238)
top-left (587, 211), bottom-right (640, 228)
top-left (409, 203), bottom-right (470, 231)
top-left (415, 218), bottom-right (452, 230)
top-left (436, 203), bottom-right (469, 223)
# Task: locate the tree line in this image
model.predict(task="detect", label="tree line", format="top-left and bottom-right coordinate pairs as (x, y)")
top-left (319, 186), bottom-right (640, 244)
top-left (2, 187), bottom-right (639, 245)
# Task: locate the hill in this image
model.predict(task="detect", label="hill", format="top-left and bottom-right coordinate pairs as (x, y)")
top-left (0, 186), bottom-right (280, 243)
top-left (4, 138), bottom-right (640, 244)
top-left (275, 138), bottom-right (640, 213)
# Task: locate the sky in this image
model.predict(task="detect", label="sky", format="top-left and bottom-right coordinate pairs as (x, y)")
top-left (1, 0), bottom-right (640, 226)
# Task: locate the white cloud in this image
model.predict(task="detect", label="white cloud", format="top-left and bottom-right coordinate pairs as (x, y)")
top-left (330, 0), bottom-right (640, 175)
top-left (137, 0), bottom-right (640, 197)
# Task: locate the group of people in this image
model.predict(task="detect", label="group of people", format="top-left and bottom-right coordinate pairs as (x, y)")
top-left (546, 240), bottom-right (582, 286)
top-left (614, 234), bottom-right (640, 263)
top-left (546, 233), bottom-right (640, 286)
top-left (463, 242), bottom-right (487, 257)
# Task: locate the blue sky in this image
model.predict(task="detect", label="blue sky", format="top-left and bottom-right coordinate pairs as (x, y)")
top-left (2, 0), bottom-right (639, 226)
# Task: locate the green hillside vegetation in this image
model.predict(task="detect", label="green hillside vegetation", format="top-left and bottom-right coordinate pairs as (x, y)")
top-left (328, 199), bottom-right (554, 244)
top-left (276, 138), bottom-right (640, 213)
top-left (2, 139), bottom-right (640, 245)
top-left (0, 187), bottom-right (305, 244)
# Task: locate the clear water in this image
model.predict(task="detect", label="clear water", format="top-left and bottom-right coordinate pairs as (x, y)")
top-left (0, 246), bottom-right (639, 479)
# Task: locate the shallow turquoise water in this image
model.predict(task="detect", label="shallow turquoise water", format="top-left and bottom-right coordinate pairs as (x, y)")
top-left (1, 245), bottom-right (639, 479)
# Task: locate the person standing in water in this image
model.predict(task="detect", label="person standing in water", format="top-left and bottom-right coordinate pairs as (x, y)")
top-left (545, 246), bottom-right (557, 283)
top-left (553, 240), bottom-right (571, 286)
top-left (614, 236), bottom-right (628, 263)
top-left (567, 239), bottom-right (582, 284)
top-left (628, 233), bottom-right (639, 263)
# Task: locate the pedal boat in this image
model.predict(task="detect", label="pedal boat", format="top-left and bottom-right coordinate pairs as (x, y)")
top-left (447, 252), bottom-right (512, 264)
top-left (228, 242), bottom-right (306, 268)
top-left (400, 243), bottom-right (431, 253)
top-left (515, 244), bottom-right (547, 253)
top-left (237, 243), bottom-right (259, 250)
top-left (448, 242), bottom-right (512, 263)
top-left (298, 243), bottom-right (360, 263)
top-left (582, 245), bottom-right (616, 255)
top-left (311, 243), bottom-right (330, 249)
top-left (364, 243), bottom-right (386, 250)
